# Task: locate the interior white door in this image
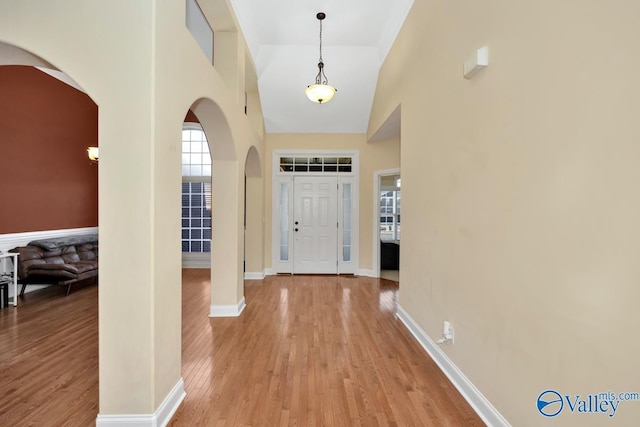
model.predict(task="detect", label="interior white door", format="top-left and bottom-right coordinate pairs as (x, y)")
top-left (293, 176), bottom-right (338, 274)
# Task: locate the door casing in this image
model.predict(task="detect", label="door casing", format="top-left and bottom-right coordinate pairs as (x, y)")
top-left (271, 150), bottom-right (359, 275)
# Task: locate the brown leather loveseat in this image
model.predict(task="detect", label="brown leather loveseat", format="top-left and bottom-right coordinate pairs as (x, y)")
top-left (11, 234), bottom-right (98, 296)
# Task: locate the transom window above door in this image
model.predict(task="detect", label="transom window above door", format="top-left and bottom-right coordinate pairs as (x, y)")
top-left (279, 156), bottom-right (352, 173)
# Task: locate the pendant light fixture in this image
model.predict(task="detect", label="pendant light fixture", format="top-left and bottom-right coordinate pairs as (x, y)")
top-left (305, 12), bottom-right (337, 104)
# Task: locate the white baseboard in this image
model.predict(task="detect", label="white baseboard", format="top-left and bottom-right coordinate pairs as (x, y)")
top-left (181, 253), bottom-right (211, 269)
top-left (0, 227), bottom-right (98, 299)
top-left (244, 271), bottom-right (265, 280)
top-left (96, 378), bottom-right (186, 427)
top-left (263, 268), bottom-right (373, 278)
top-left (209, 297), bottom-right (246, 317)
top-left (358, 268), bottom-right (376, 278)
top-left (396, 306), bottom-right (511, 427)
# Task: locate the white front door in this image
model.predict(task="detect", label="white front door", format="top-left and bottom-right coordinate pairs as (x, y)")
top-left (293, 176), bottom-right (338, 274)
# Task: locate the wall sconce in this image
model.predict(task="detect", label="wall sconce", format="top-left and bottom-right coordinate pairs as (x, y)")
top-left (87, 146), bottom-right (99, 161)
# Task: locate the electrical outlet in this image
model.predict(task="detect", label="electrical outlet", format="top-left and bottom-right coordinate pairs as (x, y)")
top-left (443, 321), bottom-right (454, 344)
top-left (436, 321), bottom-right (455, 344)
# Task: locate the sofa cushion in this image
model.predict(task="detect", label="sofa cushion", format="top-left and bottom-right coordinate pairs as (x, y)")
top-left (27, 263), bottom-right (79, 279)
top-left (74, 260), bottom-right (98, 274)
top-left (77, 243), bottom-right (98, 260)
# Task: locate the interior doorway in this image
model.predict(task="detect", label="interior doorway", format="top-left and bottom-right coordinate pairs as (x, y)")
top-left (373, 169), bottom-right (401, 281)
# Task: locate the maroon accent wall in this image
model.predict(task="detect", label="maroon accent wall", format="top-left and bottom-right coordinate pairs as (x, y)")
top-left (0, 66), bottom-right (98, 234)
top-left (184, 110), bottom-right (200, 123)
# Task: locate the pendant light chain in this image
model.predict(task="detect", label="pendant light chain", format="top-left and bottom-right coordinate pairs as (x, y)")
top-left (316, 15), bottom-right (328, 86)
top-left (318, 18), bottom-right (324, 65)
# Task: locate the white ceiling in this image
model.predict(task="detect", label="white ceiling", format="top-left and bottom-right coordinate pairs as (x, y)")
top-left (229, 0), bottom-right (413, 134)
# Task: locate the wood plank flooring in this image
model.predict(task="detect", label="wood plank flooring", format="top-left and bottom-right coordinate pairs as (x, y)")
top-left (0, 283), bottom-right (99, 427)
top-left (0, 271), bottom-right (484, 426)
top-left (171, 271), bottom-right (483, 426)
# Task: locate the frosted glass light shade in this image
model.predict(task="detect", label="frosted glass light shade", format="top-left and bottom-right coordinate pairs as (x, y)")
top-left (305, 84), bottom-right (336, 104)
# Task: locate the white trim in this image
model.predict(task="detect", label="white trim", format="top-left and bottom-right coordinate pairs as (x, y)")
top-left (372, 169), bottom-right (400, 278)
top-left (209, 297), bottom-right (246, 317)
top-left (396, 306), bottom-right (511, 427)
top-left (96, 378), bottom-right (186, 427)
top-left (272, 150), bottom-right (360, 275)
top-left (0, 227), bottom-right (99, 252)
top-left (358, 269), bottom-right (376, 278)
top-left (264, 268), bottom-right (275, 276)
top-left (181, 253), bottom-right (211, 269)
top-left (244, 271), bottom-right (265, 280)
top-left (0, 227), bottom-right (99, 298)
top-left (272, 149), bottom-right (360, 178)
top-left (155, 379), bottom-right (186, 427)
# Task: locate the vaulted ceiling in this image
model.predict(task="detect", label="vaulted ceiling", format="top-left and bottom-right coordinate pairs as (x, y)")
top-left (229, 0), bottom-right (414, 134)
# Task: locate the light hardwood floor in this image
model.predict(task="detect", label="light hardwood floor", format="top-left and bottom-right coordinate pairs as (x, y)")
top-left (0, 271), bottom-right (483, 426)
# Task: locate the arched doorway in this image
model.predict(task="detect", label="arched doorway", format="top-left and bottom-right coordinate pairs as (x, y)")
top-left (189, 99), bottom-right (245, 317)
top-left (0, 41), bottom-right (100, 425)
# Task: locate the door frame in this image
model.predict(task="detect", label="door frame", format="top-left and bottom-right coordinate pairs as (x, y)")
top-left (372, 168), bottom-right (400, 278)
top-left (271, 150), bottom-right (359, 274)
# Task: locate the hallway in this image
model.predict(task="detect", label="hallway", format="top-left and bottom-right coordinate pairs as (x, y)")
top-left (172, 271), bottom-right (482, 426)
top-left (0, 272), bottom-right (482, 426)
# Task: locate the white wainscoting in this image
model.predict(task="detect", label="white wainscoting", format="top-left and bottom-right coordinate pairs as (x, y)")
top-left (0, 227), bottom-right (98, 253)
top-left (396, 305), bottom-right (511, 427)
top-left (0, 227), bottom-right (99, 298)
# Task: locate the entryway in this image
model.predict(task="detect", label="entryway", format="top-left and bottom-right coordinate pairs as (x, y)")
top-left (272, 151), bottom-right (359, 275)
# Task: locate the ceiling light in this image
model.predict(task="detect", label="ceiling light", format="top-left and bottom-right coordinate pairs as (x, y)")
top-left (87, 146), bottom-right (99, 161)
top-left (305, 12), bottom-right (337, 104)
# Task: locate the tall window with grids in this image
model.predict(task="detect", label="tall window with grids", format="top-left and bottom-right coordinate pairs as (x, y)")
top-left (182, 124), bottom-right (212, 253)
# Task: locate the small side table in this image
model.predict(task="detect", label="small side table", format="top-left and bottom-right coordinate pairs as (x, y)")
top-left (0, 252), bottom-right (19, 307)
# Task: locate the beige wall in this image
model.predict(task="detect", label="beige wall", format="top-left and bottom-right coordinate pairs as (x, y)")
top-left (245, 145), bottom-right (265, 275)
top-left (264, 134), bottom-right (400, 272)
top-left (0, 0), bottom-right (264, 419)
top-left (370, 1), bottom-right (640, 425)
